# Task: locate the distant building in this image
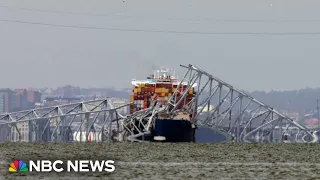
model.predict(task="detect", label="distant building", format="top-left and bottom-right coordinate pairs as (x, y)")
top-left (281, 110), bottom-right (299, 121)
top-left (55, 85), bottom-right (80, 98)
top-left (0, 92), bottom-right (5, 114)
top-left (109, 98), bottom-right (128, 115)
top-left (14, 89), bottom-right (28, 111)
top-left (304, 118), bottom-right (318, 129)
top-left (1, 89), bottom-right (43, 142)
top-left (27, 89), bottom-right (41, 104)
top-left (43, 96), bottom-right (81, 107)
top-left (0, 89), bottom-right (15, 142)
top-left (12, 89), bottom-right (43, 111)
top-left (0, 89), bottom-right (17, 113)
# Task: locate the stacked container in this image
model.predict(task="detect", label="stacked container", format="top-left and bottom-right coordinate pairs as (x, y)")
top-left (130, 82), bottom-right (196, 114)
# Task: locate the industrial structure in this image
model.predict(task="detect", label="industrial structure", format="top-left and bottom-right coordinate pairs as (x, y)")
top-left (0, 64), bottom-right (317, 143)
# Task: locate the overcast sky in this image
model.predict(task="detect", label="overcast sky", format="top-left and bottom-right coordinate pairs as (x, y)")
top-left (0, 0), bottom-right (320, 91)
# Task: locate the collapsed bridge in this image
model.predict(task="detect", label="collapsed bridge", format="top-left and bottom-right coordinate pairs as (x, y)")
top-left (0, 64), bottom-right (317, 143)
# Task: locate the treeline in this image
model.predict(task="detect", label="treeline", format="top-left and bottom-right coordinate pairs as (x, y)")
top-left (248, 88), bottom-right (320, 114)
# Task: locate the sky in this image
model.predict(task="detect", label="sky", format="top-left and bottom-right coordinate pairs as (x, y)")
top-left (0, 0), bottom-right (320, 91)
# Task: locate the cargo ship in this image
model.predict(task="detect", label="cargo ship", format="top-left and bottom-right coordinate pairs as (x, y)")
top-left (129, 67), bottom-right (197, 142)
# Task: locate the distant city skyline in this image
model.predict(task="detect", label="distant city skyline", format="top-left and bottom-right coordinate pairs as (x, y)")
top-left (1, 0), bottom-right (320, 91)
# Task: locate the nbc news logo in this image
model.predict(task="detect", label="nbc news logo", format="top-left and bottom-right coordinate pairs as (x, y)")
top-left (9, 159), bottom-right (115, 173)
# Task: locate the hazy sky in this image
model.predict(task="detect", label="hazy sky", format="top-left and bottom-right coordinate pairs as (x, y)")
top-left (1, 0), bottom-right (320, 91)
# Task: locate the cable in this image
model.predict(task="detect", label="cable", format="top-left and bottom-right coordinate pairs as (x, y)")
top-left (1, 19), bottom-right (320, 36)
top-left (1, 4), bottom-right (320, 23)
top-left (0, 5), bottom-right (121, 17)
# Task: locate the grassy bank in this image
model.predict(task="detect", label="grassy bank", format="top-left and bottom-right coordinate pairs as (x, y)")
top-left (1, 142), bottom-right (320, 179)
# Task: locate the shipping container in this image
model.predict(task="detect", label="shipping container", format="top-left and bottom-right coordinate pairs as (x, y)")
top-left (129, 74), bottom-right (196, 114)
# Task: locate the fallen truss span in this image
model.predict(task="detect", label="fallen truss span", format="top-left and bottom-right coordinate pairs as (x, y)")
top-left (177, 65), bottom-right (317, 143)
top-left (120, 64), bottom-right (317, 143)
top-left (0, 64), bottom-right (317, 143)
top-left (0, 99), bottom-right (130, 142)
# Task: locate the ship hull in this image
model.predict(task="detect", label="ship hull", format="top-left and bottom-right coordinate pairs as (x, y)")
top-left (152, 119), bottom-right (194, 142)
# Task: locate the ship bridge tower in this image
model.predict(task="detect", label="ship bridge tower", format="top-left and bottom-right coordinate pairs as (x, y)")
top-left (154, 67), bottom-right (176, 79)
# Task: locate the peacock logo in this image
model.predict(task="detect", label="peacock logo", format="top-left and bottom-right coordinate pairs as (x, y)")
top-left (9, 160), bottom-right (29, 172)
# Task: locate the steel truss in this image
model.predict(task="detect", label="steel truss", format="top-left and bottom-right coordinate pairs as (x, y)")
top-left (121, 64), bottom-right (317, 143)
top-left (0, 99), bottom-right (130, 142)
top-left (0, 64), bottom-right (317, 143)
top-left (171, 64), bottom-right (317, 143)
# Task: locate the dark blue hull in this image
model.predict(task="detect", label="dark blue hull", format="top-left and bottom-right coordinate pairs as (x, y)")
top-left (152, 119), bottom-right (195, 142)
